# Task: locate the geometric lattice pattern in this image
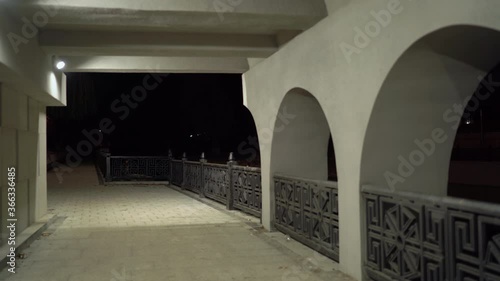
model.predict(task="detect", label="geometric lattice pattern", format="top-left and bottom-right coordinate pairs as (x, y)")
top-left (110, 156), bottom-right (170, 181)
top-left (363, 188), bottom-right (500, 281)
top-left (232, 166), bottom-right (262, 217)
top-left (171, 160), bottom-right (183, 186)
top-left (274, 175), bottom-right (339, 262)
top-left (203, 163), bottom-right (229, 204)
top-left (157, 157), bottom-right (263, 218)
top-left (184, 161), bottom-right (202, 193)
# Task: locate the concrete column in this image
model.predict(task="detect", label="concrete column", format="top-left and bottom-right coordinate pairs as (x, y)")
top-left (0, 127), bottom-right (17, 246)
top-left (260, 161), bottom-right (274, 230)
top-left (0, 85), bottom-right (30, 242)
top-left (35, 105), bottom-right (47, 221)
top-left (0, 85), bottom-right (50, 246)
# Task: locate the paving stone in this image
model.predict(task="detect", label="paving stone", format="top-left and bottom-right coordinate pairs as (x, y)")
top-left (0, 164), bottom-right (354, 281)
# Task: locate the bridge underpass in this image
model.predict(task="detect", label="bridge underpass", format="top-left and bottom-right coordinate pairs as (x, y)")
top-left (1, 1), bottom-right (500, 281)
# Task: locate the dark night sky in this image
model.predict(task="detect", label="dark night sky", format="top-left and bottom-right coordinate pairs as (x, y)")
top-left (46, 65), bottom-right (500, 165)
top-left (47, 73), bottom-right (259, 163)
top-left (459, 64), bottom-right (500, 134)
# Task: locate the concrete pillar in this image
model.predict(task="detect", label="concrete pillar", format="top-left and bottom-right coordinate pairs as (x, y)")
top-left (260, 163), bottom-right (274, 230)
top-left (0, 85), bottom-right (48, 245)
top-left (0, 127), bottom-right (17, 246)
top-left (259, 88), bottom-right (331, 231)
top-left (35, 105), bottom-right (47, 221)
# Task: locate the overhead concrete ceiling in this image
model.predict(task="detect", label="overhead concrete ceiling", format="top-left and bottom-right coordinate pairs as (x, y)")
top-left (8, 0), bottom-right (328, 73)
top-left (60, 56), bottom-right (250, 73)
top-left (19, 0), bottom-right (327, 34)
top-left (39, 30), bottom-right (279, 58)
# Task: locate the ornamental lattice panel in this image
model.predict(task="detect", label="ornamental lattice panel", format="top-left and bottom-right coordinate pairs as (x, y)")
top-left (232, 166), bottom-right (262, 217)
top-left (363, 187), bottom-right (500, 281)
top-left (203, 164), bottom-right (228, 204)
top-left (110, 157), bottom-right (169, 181)
top-left (184, 162), bottom-right (202, 193)
top-left (171, 160), bottom-right (183, 186)
top-left (274, 174), bottom-right (339, 262)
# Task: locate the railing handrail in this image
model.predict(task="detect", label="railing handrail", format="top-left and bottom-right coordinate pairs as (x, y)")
top-left (204, 162), bottom-right (228, 169)
top-left (274, 173), bottom-right (338, 189)
top-left (362, 184), bottom-right (500, 216)
top-left (168, 158), bottom-right (261, 170)
top-left (109, 156), bottom-right (169, 159)
top-left (233, 165), bottom-right (261, 172)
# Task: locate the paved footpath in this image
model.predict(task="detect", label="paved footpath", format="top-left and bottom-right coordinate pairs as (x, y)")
top-left (0, 163), bottom-right (353, 281)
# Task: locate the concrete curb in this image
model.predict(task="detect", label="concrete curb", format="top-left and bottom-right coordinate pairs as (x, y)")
top-left (0, 214), bottom-right (57, 272)
top-left (104, 181), bottom-right (170, 186)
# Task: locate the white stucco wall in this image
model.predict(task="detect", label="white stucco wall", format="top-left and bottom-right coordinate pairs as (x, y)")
top-left (243, 0), bottom-right (500, 279)
top-left (0, 6), bottom-right (64, 106)
top-left (0, 5), bottom-right (64, 247)
top-left (0, 85), bottom-right (47, 246)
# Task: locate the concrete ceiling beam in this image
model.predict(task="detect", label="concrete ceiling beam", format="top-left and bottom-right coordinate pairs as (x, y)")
top-left (16, 0), bottom-right (327, 34)
top-left (60, 56), bottom-right (250, 73)
top-left (39, 30), bottom-right (278, 57)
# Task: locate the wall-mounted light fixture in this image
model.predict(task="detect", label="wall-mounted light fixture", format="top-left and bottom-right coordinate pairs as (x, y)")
top-left (53, 56), bottom-right (66, 70)
top-left (56, 60), bottom-right (65, 70)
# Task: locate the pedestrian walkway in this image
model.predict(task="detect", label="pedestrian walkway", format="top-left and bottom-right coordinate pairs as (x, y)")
top-left (0, 163), bottom-right (352, 281)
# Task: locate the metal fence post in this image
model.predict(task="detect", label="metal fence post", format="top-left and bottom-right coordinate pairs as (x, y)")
top-left (181, 152), bottom-right (187, 189)
top-left (168, 150), bottom-right (173, 185)
top-left (199, 152), bottom-right (206, 198)
top-left (105, 153), bottom-right (111, 182)
top-left (226, 152), bottom-right (237, 210)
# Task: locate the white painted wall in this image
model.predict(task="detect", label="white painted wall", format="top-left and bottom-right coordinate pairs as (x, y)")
top-left (243, 1), bottom-right (500, 279)
top-left (0, 6), bottom-right (64, 106)
top-left (0, 8), bottom-right (62, 246)
top-left (0, 85), bottom-right (47, 246)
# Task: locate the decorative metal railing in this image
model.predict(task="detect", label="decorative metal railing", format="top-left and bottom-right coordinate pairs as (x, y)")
top-left (203, 163), bottom-right (229, 204)
top-left (362, 185), bottom-right (500, 281)
top-left (109, 156), bottom-right (170, 181)
top-left (274, 174), bottom-right (339, 262)
top-left (232, 166), bottom-right (262, 217)
top-left (96, 151), bottom-right (109, 179)
top-left (184, 161), bottom-right (202, 193)
top-left (95, 151), bottom-right (262, 218)
top-left (171, 160), bottom-right (183, 186)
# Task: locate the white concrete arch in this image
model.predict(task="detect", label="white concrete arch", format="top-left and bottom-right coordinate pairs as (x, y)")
top-left (235, 104), bottom-right (261, 165)
top-left (270, 87), bottom-right (332, 181)
top-left (244, 1), bottom-right (500, 279)
top-left (360, 25), bottom-right (500, 196)
top-left (254, 86), bottom-right (335, 239)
